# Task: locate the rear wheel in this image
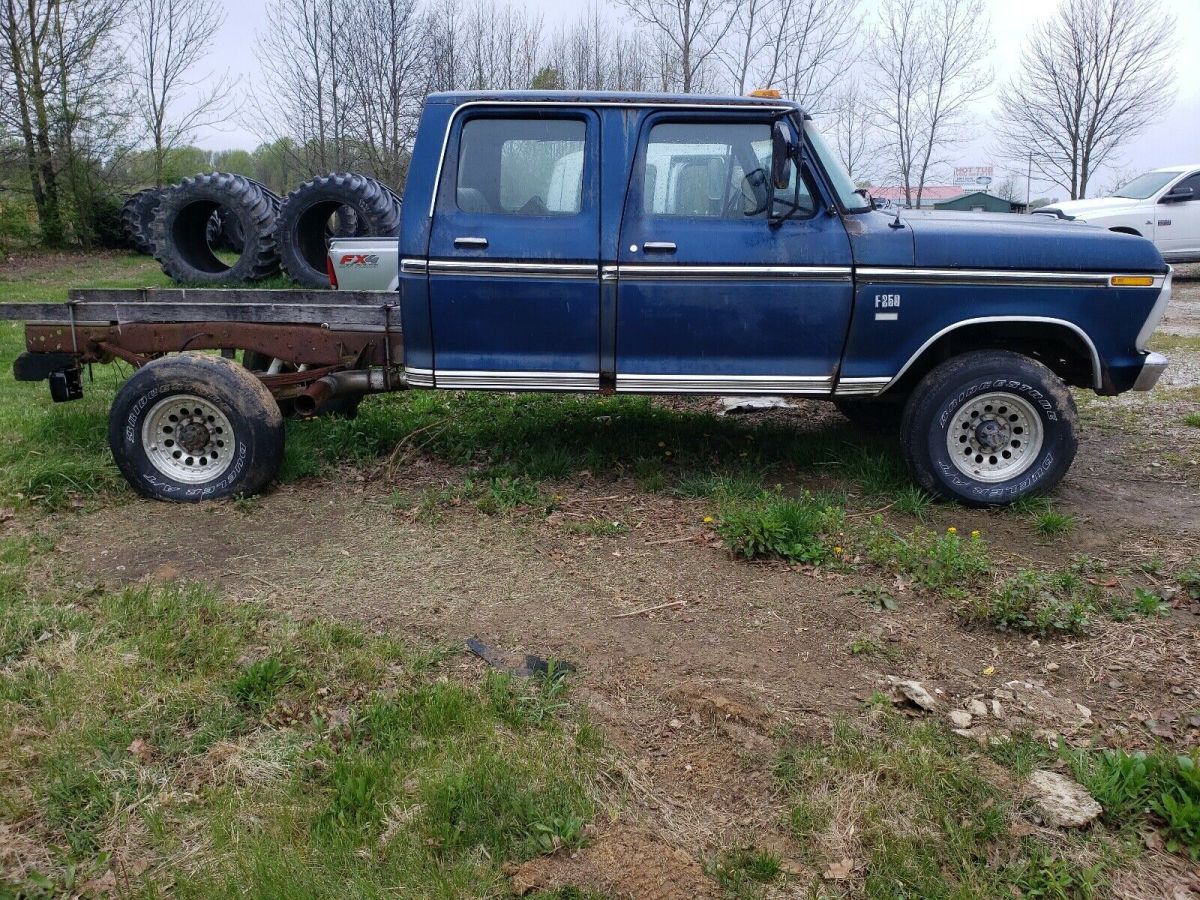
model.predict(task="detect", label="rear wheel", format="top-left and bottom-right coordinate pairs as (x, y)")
top-left (900, 350), bottom-right (1077, 506)
top-left (108, 354), bottom-right (284, 502)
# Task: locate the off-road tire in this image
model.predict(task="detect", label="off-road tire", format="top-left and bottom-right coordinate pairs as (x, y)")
top-left (275, 172), bottom-right (401, 288)
top-left (834, 397), bottom-right (905, 433)
top-left (900, 350), bottom-right (1078, 507)
top-left (108, 353), bottom-right (284, 502)
top-left (150, 172), bottom-right (281, 284)
top-left (121, 187), bottom-right (163, 255)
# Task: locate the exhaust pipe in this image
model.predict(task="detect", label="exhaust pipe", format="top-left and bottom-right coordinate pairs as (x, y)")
top-left (294, 369), bottom-right (389, 416)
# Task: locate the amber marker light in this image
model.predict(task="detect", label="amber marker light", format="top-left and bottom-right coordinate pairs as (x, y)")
top-left (749, 89), bottom-right (782, 99)
top-left (1110, 275), bottom-right (1156, 287)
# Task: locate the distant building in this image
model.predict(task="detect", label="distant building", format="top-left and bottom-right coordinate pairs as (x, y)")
top-left (870, 185), bottom-right (964, 208)
top-left (934, 191), bottom-right (1028, 214)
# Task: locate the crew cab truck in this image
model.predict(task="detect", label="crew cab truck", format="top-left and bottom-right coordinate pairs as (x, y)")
top-left (2, 91), bottom-right (1172, 506)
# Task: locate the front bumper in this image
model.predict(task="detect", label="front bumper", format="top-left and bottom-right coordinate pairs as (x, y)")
top-left (1131, 352), bottom-right (1168, 391)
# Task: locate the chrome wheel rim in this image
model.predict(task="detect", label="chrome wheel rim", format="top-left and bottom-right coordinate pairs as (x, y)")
top-left (945, 391), bottom-right (1044, 483)
top-left (141, 394), bottom-right (235, 484)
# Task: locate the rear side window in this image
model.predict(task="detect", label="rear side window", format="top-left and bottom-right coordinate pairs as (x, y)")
top-left (456, 118), bottom-right (585, 216)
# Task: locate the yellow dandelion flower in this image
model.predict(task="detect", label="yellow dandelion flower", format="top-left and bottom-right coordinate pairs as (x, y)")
top-left (947, 526), bottom-right (958, 534)
top-left (971, 529), bottom-right (981, 539)
top-left (703, 515), bottom-right (714, 524)
top-left (834, 546), bottom-right (844, 555)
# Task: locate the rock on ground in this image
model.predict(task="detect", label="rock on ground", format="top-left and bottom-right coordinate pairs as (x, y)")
top-left (1026, 769), bottom-right (1102, 828)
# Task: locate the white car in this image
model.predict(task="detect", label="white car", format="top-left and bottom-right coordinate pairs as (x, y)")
top-left (1033, 165), bottom-right (1200, 263)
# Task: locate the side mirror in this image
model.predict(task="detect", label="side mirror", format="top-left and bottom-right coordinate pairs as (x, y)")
top-left (1163, 185), bottom-right (1195, 203)
top-left (770, 120), bottom-right (794, 191)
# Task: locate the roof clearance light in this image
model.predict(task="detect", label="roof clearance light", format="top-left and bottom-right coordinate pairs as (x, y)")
top-left (749, 89), bottom-right (782, 99)
top-left (1110, 275), bottom-right (1155, 287)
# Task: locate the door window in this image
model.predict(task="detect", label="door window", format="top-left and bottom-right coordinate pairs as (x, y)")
top-left (456, 118), bottom-right (585, 216)
top-left (1171, 172), bottom-right (1200, 199)
top-left (641, 121), bottom-right (814, 219)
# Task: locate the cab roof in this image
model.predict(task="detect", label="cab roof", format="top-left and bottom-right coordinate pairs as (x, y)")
top-left (427, 90), bottom-right (808, 117)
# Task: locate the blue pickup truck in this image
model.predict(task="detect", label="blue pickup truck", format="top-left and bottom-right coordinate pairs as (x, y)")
top-left (4, 91), bottom-right (1172, 506)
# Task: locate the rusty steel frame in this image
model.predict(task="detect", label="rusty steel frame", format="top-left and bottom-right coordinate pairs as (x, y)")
top-left (23, 322), bottom-right (402, 398)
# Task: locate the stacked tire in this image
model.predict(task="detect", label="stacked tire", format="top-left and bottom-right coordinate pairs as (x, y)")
top-left (121, 188), bottom-right (164, 254)
top-left (274, 173), bottom-right (401, 288)
top-left (149, 173), bottom-right (282, 284)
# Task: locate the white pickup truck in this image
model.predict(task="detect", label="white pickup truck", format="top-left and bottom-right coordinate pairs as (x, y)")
top-left (1034, 165), bottom-right (1200, 264)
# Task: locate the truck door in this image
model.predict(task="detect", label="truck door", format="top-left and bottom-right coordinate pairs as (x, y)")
top-left (614, 113), bottom-right (853, 394)
top-left (1157, 170), bottom-right (1200, 260)
top-left (426, 109), bottom-right (600, 389)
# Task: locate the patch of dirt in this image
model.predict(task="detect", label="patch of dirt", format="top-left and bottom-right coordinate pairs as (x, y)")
top-left (509, 827), bottom-right (720, 899)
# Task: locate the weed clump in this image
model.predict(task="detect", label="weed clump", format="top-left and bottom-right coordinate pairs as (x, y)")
top-left (965, 568), bottom-right (1099, 636)
top-left (863, 521), bottom-right (990, 595)
top-left (716, 491), bottom-right (844, 564)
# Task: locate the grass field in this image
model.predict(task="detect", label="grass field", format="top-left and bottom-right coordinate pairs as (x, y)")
top-left (2, 252), bottom-right (1199, 897)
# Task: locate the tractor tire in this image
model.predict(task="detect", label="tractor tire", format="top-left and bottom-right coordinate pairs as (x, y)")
top-left (205, 206), bottom-right (246, 253)
top-left (121, 187), bottom-right (164, 255)
top-left (150, 172), bottom-right (280, 284)
top-left (274, 172), bottom-right (401, 288)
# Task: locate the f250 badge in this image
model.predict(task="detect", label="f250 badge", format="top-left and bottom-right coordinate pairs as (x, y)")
top-left (339, 253), bottom-right (380, 267)
top-left (874, 293), bottom-right (900, 321)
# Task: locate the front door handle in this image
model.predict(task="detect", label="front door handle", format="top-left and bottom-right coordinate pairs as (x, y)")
top-left (454, 236), bottom-right (488, 248)
top-left (643, 241), bottom-right (677, 253)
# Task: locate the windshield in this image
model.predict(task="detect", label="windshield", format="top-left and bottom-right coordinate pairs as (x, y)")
top-left (1112, 170), bottom-right (1182, 200)
top-left (804, 123), bottom-right (872, 212)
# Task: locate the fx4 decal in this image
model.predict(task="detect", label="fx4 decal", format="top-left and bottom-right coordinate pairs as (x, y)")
top-left (339, 254), bottom-right (380, 267)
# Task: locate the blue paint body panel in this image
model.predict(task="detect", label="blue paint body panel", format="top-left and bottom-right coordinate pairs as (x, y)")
top-left (394, 91), bottom-right (1169, 396)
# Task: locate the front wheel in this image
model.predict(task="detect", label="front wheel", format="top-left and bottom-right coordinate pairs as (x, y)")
top-left (900, 351), bottom-right (1078, 506)
top-left (108, 353), bottom-right (285, 502)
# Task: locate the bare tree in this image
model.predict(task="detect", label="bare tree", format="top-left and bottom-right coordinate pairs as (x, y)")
top-left (547, 4), bottom-right (652, 92)
top-left (613, 0), bottom-right (733, 92)
top-left (995, 0), bottom-right (1175, 200)
top-left (826, 80), bottom-right (879, 183)
top-left (130, 0), bottom-right (236, 186)
top-left (252, 0), bottom-right (354, 176)
top-left (868, 0), bottom-right (990, 207)
top-left (347, 0), bottom-right (427, 186)
top-left (773, 0), bottom-right (860, 114)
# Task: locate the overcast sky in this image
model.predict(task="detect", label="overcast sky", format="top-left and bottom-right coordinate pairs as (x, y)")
top-left (195, 0), bottom-right (1199, 201)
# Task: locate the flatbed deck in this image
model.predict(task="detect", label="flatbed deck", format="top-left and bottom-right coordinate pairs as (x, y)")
top-left (2, 288), bottom-right (404, 399)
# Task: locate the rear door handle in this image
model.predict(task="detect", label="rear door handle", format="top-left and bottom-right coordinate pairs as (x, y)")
top-left (643, 241), bottom-right (676, 253)
top-left (454, 236), bottom-right (488, 248)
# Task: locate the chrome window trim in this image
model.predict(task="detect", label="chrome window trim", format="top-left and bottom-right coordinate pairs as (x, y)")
top-left (428, 99), bottom-right (793, 218)
top-left (883, 316), bottom-right (1103, 392)
top-left (434, 370), bottom-right (599, 391)
top-left (856, 267), bottom-right (1165, 289)
top-left (616, 373), bottom-right (832, 394)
